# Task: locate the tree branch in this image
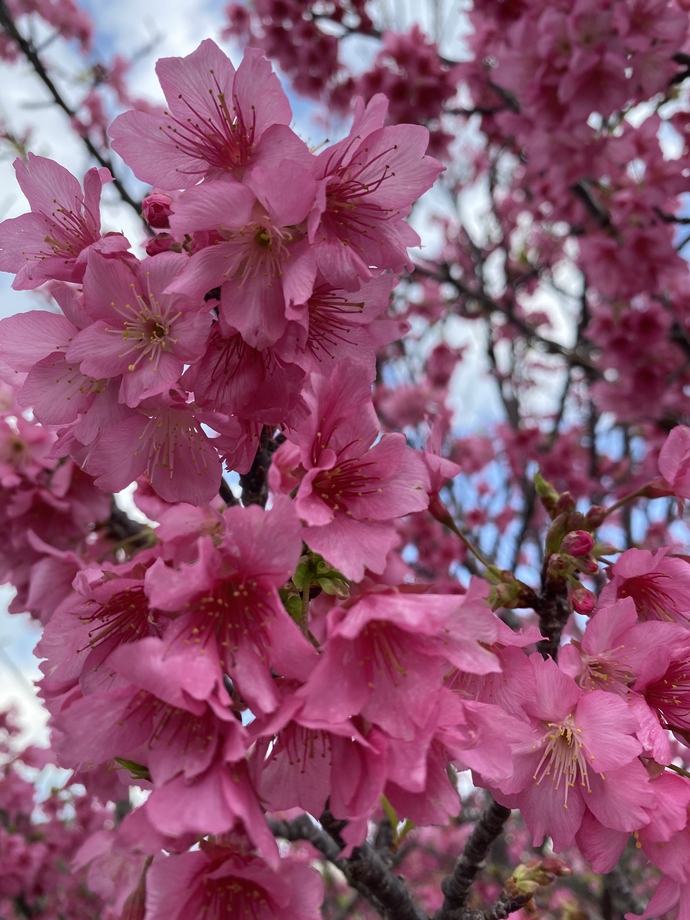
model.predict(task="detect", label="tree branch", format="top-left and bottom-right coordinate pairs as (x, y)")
top-left (412, 263), bottom-right (599, 374)
top-left (435, 800), bottom-right (512, 920)
top-left (270, 815), bottom-right (429, 920)
top-left (602, 865), bottom-right (644, 920)
top-left (0, 0), bottom-right (147, 224)
top-left (239, 427), bottom-right (282, 507)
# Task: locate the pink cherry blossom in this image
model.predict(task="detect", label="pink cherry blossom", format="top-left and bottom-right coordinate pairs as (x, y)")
top-left (600, 548), bottom-right (690, 625)
top-left (145, 835), bottom-right (323, 920)
top-left (167, 164), bottom-right (317, 349)
top-left (308, 94), bottom-right (444, 287)
top-left (0, 154), bottom-right (129, 290)
top-left (273, 362), bottom-right (430, 579)
top-left (489, 655), bottom-right (653, 852)
top-left (297, 589), bottom-right (500, 741)
top-left (144, 497), bottom-right (315, 714)
top-left (109, 41), bottom-right (304, 188)
top-left (85, 399), bottom-right (223, 505)
top-left (182, 321), bottom-right (306, 426)
top-left (66, 252), bottom-right (211, 407)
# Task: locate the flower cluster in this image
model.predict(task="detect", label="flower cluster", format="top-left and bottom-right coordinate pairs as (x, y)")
top-left (4, 13), bottom-right (690, 920)
top-left (0, 40), bottom-right (442, 514)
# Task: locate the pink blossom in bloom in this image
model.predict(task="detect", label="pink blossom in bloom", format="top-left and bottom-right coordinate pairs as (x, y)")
top-left (600, 548), bottom-right (690, 625)
top-left (635, 639), bottom-right (690, 739)
top-left (54, 636), bottom-right (245, 781)
top-left (144, 497), bottom-right (316, 714)
top-left (109, 41), bottom-right (305, 189)
top-left (0, 308), bottom-right (79, 388)
top-left (145, 835), bottom-right (323, 920)
top-left (629, 774), bottom-right (690, 883)
top-left (626, 876), bottom-right (690, 920)
top-left (66, 252), bottom-right (211, 407)
top-left (0, 154), bottom-right (130, 289)
top-left (167, 165), bottom-right (317, 349)
top-left (138, 758), bottom-right (277, 860)
top-left (273, 362), bottom-right (430, 579)
top-left (251, 682), bottom-right (387, 822)
top-left (559, 597), bottom-right (688, 694)
top-left (381, 692), bottom-right (523, 827)
top-left (297, 589), bottom-right (500, 741)
top-left (278, 273), bottom-right (396, 377)
top-left (488, 655), bottom-right (653, 852)
top-left (308, 94), bottom-right (444, 287)
top-left (182, 320), bottom-right (306, 426)
top-left (575, 771), bottom-right (690, 874)
top-left (0, 297), bottom-right (134, 439)
top-left (85, 396), bottom-right (223, 505)
top-left (37, 555), bottom-right (163, 696)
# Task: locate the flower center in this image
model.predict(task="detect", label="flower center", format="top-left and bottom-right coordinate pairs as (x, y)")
top-left (533, 715), bottom-right (591, 807)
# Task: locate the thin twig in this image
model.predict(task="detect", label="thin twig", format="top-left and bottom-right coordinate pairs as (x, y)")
top-left (0, 0), bottom-right (146, 224)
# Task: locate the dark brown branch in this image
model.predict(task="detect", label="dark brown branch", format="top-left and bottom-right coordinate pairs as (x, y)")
top-left (269, 814), bottom-right (343, 862)
top-left (602, 865), bottom-right (644, 920)
top-left (534, 570), bottom-right (572, 660)
top-left (483, 892), bottom-right (534, 920)
top-left (0, 0), bottom-right (146, 224)
top-left (101, 498), bottom-right (150, 549)
top-left (270, 815), bottom-right (428, 920)
top-left (218, 478), bottom-right (238, 506)
top-left (239, 426), bottom-right (281, 507)
top-left (346, 841), bottom-right (429, 920)
top-left (435, 800), bottom-right (512, 920)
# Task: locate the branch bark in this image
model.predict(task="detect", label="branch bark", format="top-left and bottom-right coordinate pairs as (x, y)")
top-left (270, 815), bottom-right (429, 920)
top-left (435, 800), bottom-right (512, 920)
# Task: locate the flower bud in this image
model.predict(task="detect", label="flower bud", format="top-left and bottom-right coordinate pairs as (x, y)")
top-left (560, 530), bottom-right (594, 557)
top-left (554, 491), bottom-right (576, 515)
top-left (145, 232), bottom-right (180, 256)
top-left (585, 505), bottom-right (606, 527)
top-left (142, 192), bottom-right (173, 228)
top-left (570, 582), bottom-right (596, 615)
top-left (534, 471), bottom-right (559, 516)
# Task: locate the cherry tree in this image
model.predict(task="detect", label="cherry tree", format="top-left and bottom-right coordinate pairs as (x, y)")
top-left (2, 1), bottom-right (690, 918)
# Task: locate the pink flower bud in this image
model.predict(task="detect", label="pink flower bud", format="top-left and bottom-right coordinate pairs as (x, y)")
top-left (142, 192), bottom-right (173, 228)
top-left (560, 530), bottom-right (594, 557)
top-left (570, 582), bottom-right (596, 615)
top-left (144, 232), bottom-right (178, 256)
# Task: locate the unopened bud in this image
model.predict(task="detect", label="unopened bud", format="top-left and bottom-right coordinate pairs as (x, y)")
top-left (142, 192), bottom-right (173, 228)
top-left (510, 858), bottom-right (572, 895)
top-left (574, 556), bottom-right (599, 577)
top-left (534, 472), bottom-right (559, 516)
top-left (545, 512), bottom-right (570, 553)
top-left (585, 505), bottom-right (606, 527)
top-left (570, 582), bottom-right (596, 615)
top-left (546, 553), bottom-right (572, 579)
top-left (560, 530), bottom-right (594, 557)
top-left (554, 492), bottom-right (576, 515)
top-left (489, 581), bottom-right (521, 609)
top-left (145, 232), bottom-right (179, 256)
top-left (592, 541), bottom-right (620, 557)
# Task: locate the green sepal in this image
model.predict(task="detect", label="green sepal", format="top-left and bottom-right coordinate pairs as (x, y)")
top-left (114, 758), bottom-right (151, 782)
